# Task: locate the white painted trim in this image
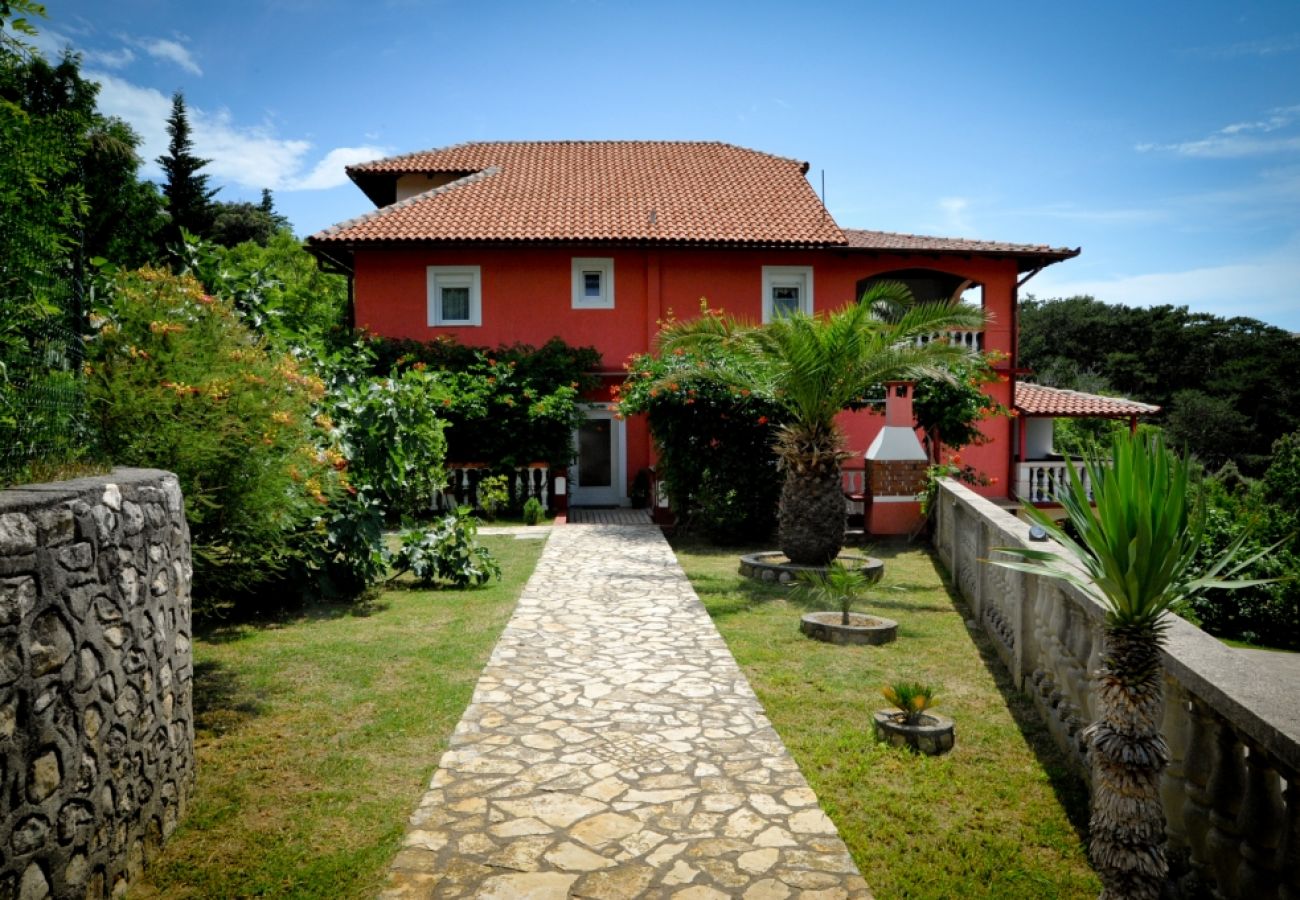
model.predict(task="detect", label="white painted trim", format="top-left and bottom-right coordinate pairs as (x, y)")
top-left (571, 257), bottom-right (615, 309)
top-left (872, 495), bottom-right (923, 503)
top-left (427, 265), bottom-right (482, 326)
top-left (761, 265), bottom-right (813, 322)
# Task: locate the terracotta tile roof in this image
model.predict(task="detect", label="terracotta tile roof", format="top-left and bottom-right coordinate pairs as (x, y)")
top-left (312, 141), bottom-right (845, 247)
top-left (843, 228), bottom-right (1078, 259)
top-left (1015, 382), bottom-right (1161, 418)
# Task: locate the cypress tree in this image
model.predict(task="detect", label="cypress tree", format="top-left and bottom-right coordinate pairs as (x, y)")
top-left (157, 91), bottom-right (216, 245)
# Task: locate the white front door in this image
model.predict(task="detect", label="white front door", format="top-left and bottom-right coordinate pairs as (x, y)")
top-left (570, 406), bottom-right (625, 506)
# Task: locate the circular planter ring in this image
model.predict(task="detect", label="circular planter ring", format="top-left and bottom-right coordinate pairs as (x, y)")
top-left (738, 553), bottom-right (884, 586)
top-left (800, 611), bottom-right (898, 645)
top-left (872, 710), bottom-right (956, 755)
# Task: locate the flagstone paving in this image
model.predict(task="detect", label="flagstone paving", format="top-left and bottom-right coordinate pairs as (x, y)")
top-left (381, 523), bottom-right (872, 899)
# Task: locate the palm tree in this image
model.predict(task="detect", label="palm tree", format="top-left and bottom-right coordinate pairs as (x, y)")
top-left (657, 283), bottom-right (985, 564)
top-left (990, 433), bottom-right (1270, 900)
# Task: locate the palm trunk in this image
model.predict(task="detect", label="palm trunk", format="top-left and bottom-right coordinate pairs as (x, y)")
top-left (778, 462), bottom-right (845, 565)
top-left (1086, 624), bottom-right (1170, 900)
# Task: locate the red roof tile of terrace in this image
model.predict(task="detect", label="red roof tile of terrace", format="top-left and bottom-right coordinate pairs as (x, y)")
top-left (844, 228), bottom-right (1078, 260)
top-left (1015, 382), bottom-right (1161, 418)
top-left (313, 141), bottom-right (846, 247)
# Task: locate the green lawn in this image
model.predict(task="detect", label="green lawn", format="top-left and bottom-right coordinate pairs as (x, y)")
top-left (132, 535), bottom-right (543, 899)
top-left (672, 537), bottom-right (1101, 900)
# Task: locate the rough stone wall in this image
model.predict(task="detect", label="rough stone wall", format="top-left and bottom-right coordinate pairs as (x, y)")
top-left (0, 469), bottom-right (194, 899)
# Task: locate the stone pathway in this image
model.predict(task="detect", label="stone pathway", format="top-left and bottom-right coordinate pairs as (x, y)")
top-left (381, 523), bottom-right (871, 899)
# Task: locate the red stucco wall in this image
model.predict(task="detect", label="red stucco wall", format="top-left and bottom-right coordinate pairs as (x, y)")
top-left (352, 245), bottom-right (1022, 500)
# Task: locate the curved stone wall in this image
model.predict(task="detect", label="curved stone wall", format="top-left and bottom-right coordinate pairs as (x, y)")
top-left (0, 469), bottom-right (194, 899)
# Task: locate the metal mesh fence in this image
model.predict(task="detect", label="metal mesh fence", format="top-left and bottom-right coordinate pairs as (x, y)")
top-left (0, 317), bottom-right (88, 481)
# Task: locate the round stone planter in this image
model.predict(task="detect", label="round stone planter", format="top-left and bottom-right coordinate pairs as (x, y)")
top-left (799, 611), bottom-right (898, 645)
top-left (872, 710), bottom-right (956, 755)
top-left (738, 552), bottom-right (884, 586)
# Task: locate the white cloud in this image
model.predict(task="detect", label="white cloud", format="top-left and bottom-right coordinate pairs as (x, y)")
top-left (1138, 105), bottom-right (1300, 158)
top-left (1027, 238), bottom-right (1300, 330)
top-left (285, 146), bottom-right (389, 191)
top-left (137, 37), bottom-right (201, 75)
top-left (89, 71), bottom-right (386, 192)
top-left (83, 46), bottom-right (134, 68)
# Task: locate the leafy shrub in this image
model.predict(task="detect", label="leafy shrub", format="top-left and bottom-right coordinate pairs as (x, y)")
top-left (912, 350), bottom-right (1009, 460)
top-left (326, 367), bottom-right (448, 522)
top-left (174, 230), bottom-right (349, 346)
top-left (1183, 439), bottom-right (1300, 648)
top-left (86, 267), bottom-right (346, 602)
top-left (522, 497), bottom-right (546, 526)
top-left (389, 508), bottom-right (501, 588)
top-left (619, 339), bottom-right (781, 543)
top-left (370, 336), bottom-right (600, 468)
top-left (477, 474), bottom-right (509, 521)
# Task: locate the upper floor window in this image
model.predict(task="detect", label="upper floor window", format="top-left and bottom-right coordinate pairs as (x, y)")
top-left (428, 266), bottom-right (481, 326)
top-left (572, 258), bottom-right (615, 309)
top-left (762, 266), bottom-right (813, 322)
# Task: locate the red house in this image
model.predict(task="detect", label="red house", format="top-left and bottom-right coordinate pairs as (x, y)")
top-left (308, 141), bottom-right (1091, 513)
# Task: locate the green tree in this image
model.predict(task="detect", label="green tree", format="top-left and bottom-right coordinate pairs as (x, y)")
top-left (1020, 295), bottom-right (1300, 474)
top-left (656, 285), bottom-right (985, 564)
top-left (157, 91), bottom-right (216, 246)
top-left (85, 116), bottom-right (165, 266)
top-left (210, 190), bottom-right (289, 248)
top-left (991, 433), bottom-right (1269, 898)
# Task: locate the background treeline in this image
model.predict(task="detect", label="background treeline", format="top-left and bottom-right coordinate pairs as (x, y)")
top-left (1020, 296), bottom-right (1300, 648)
top-left (1019, 296), bottom-right (1300, 474)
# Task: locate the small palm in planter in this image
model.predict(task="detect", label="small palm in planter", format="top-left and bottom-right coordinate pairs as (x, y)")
top-left (873, 680), bottom-right (955, 754)
top-left (796, 562), bottom-right (897, 645)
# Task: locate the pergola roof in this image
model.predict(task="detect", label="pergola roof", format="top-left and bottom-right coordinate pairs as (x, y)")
top-left (1015, 382), bottom-right (1161, 418)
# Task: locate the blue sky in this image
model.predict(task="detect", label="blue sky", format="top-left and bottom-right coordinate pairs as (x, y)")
top-left (27, 0), bottom-right (1300, 329)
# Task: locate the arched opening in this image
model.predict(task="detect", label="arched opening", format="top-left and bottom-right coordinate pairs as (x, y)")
top-left (856, 268), bottom-right (984, 351)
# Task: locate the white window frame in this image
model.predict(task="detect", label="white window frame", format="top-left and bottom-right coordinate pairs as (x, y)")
top-left (571, 257), bottom-right (615, 309)
top-left (761, 266), bottom-right (814, 322)
top-left (427, 265), bottom-right (482, 326)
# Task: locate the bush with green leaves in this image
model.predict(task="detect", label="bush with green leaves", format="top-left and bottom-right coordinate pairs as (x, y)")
top-left (370, 336), bottom-right (600, 468)
top-left (618, 341), bottom-right (782, 544)
top-left (912, 350), bottom-right (1009, 461)
top-left (86, 266), bottom-right (347, 602)
top-left (1183, 433), bottom-right (1300, 648)
top-left (389, 508), bottom-right (501, 588)
top-left (326, 366), bottom-right (448, 522)
top-left (476, 474), bottom-right (509, 521)
top-left (522, 497), bottom-right (546, 526)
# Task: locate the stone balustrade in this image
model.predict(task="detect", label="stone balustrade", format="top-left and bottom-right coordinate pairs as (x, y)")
top-left (0, 469), bottom-right (194, 899)
top-left (934, 479), bottom-right (1299, 898)
top-left (434, 463), bottom-right (552, 514)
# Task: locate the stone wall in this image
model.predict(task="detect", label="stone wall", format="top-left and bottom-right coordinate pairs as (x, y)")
top-left (1, 469), bottom-right (194, 899)
top-left (934, 479), bottom-right (1300, 898)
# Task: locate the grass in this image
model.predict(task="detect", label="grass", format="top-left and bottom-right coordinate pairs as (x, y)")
top-left (672, 537), bottom-right (1101, 900)
top-left (131, 535), bottom-right (543, 900)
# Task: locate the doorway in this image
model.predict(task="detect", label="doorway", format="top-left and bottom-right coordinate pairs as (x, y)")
top-left (570, 406), bottom-right (626, 506)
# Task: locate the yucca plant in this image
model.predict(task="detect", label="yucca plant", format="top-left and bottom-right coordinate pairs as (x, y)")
top-left (797, 560), bottom-right (872, 625)
top-left (881, 681), bottom-right (939, 726)
top-left (990, 432), bottom-right (1274, 900)
top-left (656, 284), bottom-right (985, 564)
